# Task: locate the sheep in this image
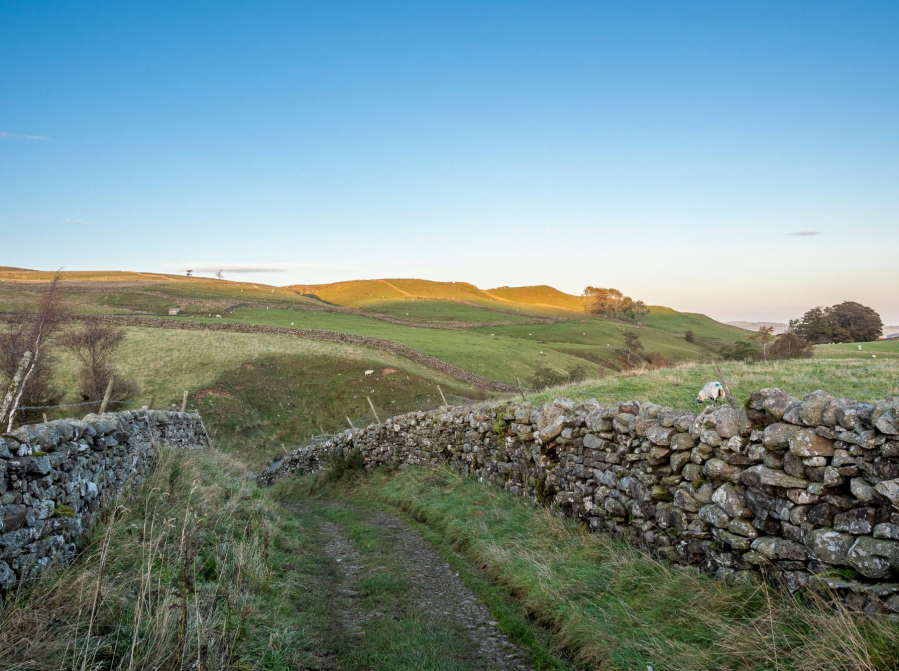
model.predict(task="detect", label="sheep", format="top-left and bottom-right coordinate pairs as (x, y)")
top-left (696, 381), bottom-right (726, 406)
top-left (364, 370), bottom-right (374, 377)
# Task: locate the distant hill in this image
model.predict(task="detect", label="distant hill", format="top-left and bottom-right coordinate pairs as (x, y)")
top-left (727, 321), bottom-right (789, 334)
top-left (290, 279), bottom-right (584, 317)
top-left (485, 285), bottom-right (584, 312)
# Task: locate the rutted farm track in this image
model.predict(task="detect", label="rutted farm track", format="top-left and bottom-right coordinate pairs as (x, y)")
top-left (298, 501), bottom-right (534, 670)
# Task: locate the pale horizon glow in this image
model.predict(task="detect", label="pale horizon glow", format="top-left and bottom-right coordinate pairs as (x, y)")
top-left (2, 2), bottom-right (897, 324)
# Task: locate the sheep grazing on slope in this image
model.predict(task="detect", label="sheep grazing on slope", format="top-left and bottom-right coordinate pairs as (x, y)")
top-left (364, 369), bottom-right (375, 377)
top-left (696, 381), bottom-right (725, 406)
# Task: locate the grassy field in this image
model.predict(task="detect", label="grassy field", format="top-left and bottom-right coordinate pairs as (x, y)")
top-left (0, 268), bottom-right (319, 315)
top-left (43, 326), bottom-right (476, 466)
top-left (470, 315), bottom-right (730, 368)
top-left (816, 339), bottom-right (899, 359)
top-left (644, 306), bottom-right (752, 342)
top-left (357, 299), bottom-right (534, 323)
top-left (294, 279), bottom-right (502, 307)
top-left (196, 354), bottom-right (477, 469)
top-left (50, 326), bottom-right (474, 406)
top-left (188, 303), bottom-right (744, 383)
top-left (276, 465), bottom-right (899, 671)
top-left (293, 279), bottom-right (584, 317)
top-left (523, 358), bottom-right (899, 409)
top-left (485, 284), bottom-right (585, 312)
top-left (186, 309), bottom-right (610, 385)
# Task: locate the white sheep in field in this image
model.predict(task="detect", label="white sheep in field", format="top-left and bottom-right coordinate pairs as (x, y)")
top-left (364, 370), bottom-right (374, 377)
top-left (697, 381), bottom-right (725, 406)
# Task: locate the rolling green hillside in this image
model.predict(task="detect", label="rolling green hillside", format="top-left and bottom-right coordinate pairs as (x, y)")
top-left (292, 279), bottom-right (578, 317)
top-left (357, 299), bottom-right (535, 323)
top-left (486, 284), bottom-right (584, 312)
top-left (0, 267), bottom-right (318, 314)
top-left (2, 269), bottom-right (749, 389)
top-left (643, 306), bottom-right (752, 343)
top-left (185, 308), bottom-right (610, 385)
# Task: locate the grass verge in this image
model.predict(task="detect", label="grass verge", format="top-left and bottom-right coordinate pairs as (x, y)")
top-left (278, 466), bottom-right (899, 671)
top-left (522, 359), bottom-right (899, 409)
top-left (0, 446), bottom-right (343, 670)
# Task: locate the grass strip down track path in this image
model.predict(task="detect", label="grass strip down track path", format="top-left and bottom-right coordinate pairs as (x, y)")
top-left (53, 314), bottom-right (518, 392)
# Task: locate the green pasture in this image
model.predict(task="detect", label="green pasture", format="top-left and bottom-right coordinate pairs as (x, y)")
top-left (523, 358), bottom-right (899, 409)
top-left (185, 309), bottom-right (606, 385)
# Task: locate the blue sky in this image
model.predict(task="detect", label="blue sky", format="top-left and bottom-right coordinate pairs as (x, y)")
top-left (2, 1), bottom-right (897, 322)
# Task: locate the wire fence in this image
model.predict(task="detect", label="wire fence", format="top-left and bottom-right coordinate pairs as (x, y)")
top-left (302, 391), bottom-right (485, 446)
top-left (17, 399), bottom-right (156, 411)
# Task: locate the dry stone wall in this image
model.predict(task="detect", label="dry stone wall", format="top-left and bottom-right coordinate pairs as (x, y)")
top-left (262, 389), bottom-right (899, 615)
top-left (0, 410), bottom-right (209, 592)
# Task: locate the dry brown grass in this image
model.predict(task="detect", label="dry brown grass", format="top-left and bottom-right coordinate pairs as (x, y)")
top-left (0, 447), bottom-right (276, 670)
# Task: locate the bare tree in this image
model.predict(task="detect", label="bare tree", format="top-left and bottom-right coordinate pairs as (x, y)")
top-left (623, 331), bottom-right (644, 366)
top-left (0, 350), bottom-right (33, 425)
top-left (63, 318), bottom-right (137, 411)
top-left (1, 272), bottom-right (66, 430)
top-left (215, 270), bottom-right (224, 280)
top-left (749, 326), bottom-right (775, 361)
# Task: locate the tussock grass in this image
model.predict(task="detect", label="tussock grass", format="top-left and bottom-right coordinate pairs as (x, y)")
top-left (343, 467), bottom-right (899, 671)
top-left (0, 447), bottom-right (334, 670)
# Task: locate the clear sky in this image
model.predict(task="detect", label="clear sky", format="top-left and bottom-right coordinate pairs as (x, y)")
top-left (2, 1), bottom-right (897, 323)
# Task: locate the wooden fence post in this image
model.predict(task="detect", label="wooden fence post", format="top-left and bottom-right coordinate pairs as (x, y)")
top-left (346, 416), bottom-right (356, 430)
top-left (367, 396), bottom-right (381, 424)
top-left (714, 365), bottom-right (737, 408)
top-left (181, 390), bottom-right (188, 412)
top-left (516, 376), bottom-right (527, 402)
top-left (437, 385), bottom-right (449, 407)
top-left (99, 378), bottom-right (114, 414)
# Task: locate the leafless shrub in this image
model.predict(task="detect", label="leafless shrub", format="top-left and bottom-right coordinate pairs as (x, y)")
top-left (63, 318), bottom-right (138, 411)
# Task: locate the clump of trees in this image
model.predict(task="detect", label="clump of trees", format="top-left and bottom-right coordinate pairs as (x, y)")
top-left (720, 329), bottom-right (814, 362)
top-left (582, 287), bottom-right (649, 322)
top-left (789, 302), bottom-right (883, 344)
top-left (769, 331), bottom-right (814, 359)
top-left (719, 341), bottom-right (758, 361)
